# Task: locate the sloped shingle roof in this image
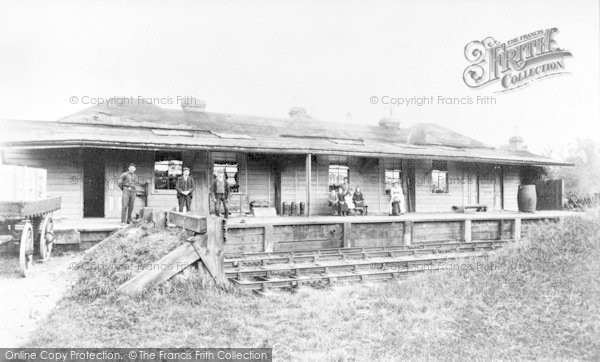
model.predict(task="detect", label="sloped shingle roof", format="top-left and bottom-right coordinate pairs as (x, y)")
top-left (0, 102), bottom-right (570, 166)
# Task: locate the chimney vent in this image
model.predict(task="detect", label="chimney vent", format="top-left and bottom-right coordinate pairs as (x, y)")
top-left (509, 135), bottom-right (526, 151)
top-left (378, 117), bottom-right (401, 128)
top-left (288, 106), bottom-right (307, 118)
top-left (181, 98), bottom-right (206, 112)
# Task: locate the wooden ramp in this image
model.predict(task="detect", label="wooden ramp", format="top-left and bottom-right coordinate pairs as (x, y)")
top-left (117, 213), bottom-right (227, 295)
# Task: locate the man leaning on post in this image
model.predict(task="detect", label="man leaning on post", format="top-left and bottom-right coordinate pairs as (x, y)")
top-left (176, 167), bottom-right (195, 213)
top-left (118, 162), bottom-right (139, 226)
top-left (211, 170), bottom-right (229, 218)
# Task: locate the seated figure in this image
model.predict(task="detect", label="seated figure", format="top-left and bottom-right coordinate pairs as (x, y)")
top-left (353, 186), bottom-right (366, 215)
top-left (344, 189), bottom-right (355, 215)
top-left (328, 189), bottom-right (339, 215)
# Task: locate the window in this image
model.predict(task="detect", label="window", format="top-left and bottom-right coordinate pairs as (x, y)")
top-left (151, 129), bottom-right (195, 137)
top-left (328, 165), bottom-right (349, 192)
top-left (211, 131), bottom-right (254, 140)
top-left (431, 160), bottom-right (449, 193)
top-left (385, 169), bottom-right (401, 193)
top-left (154, 151), bottom-right (183, 190)
top-left (213, 161), bottom-right (240, 193)
top-left (328, 138), bottom-right (364, 146)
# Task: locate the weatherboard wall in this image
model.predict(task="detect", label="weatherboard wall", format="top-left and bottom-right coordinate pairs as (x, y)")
top-left (2, 148), bottom-right (83, 219)
top-left (1, 147), bottom-right (525, 219)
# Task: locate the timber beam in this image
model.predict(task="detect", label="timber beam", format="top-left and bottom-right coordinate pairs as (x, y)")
top-left (168, 212), bottom-right (207, 234)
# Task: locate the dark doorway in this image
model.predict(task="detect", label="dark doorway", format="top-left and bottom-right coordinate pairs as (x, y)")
top-left (83, 150), bottom-right (105, 217)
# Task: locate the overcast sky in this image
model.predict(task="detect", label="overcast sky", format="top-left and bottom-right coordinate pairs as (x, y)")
top-left (0, 0), bottom-right (598, 155)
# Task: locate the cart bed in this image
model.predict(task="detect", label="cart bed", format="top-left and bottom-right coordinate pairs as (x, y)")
top-left (0, 196), bottom-right (62, 219)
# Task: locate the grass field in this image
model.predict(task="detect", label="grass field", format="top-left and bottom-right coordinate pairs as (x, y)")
top-left (27, 213), bottom-right (600, 360)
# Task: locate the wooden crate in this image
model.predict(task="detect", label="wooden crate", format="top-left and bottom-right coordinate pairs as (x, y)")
top-left (0, 165), bottom-right (47, 202)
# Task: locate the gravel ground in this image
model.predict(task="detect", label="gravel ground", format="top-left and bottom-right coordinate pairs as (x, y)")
top-left (0, 250), bottom-right (82, 347)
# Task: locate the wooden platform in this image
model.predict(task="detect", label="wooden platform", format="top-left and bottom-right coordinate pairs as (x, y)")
top-left (53, 217), bottom-right (121, 244)
top-left (223, 210), bottom-right (575, 255)
top-left (225, 210), bottom-right (574, 227)
top-left (153, 210), bottom-right (577, 294)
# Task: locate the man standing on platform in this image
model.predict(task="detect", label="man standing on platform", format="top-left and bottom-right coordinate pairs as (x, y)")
top-left (211, 170), bottom-right (229, 218)
top-left (117, 163), bottom-right (139, 226)
top-left (176, 167), bottom-right (195, 213)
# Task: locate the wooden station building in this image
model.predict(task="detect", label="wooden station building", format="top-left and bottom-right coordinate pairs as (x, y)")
top-left (0, 99), bottom-right (568, 223)
top-left (1, 99), bottom-right (575, 253)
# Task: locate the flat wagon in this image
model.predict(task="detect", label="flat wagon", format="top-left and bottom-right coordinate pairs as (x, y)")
top-left (0, 165), bottom-right (61, 277)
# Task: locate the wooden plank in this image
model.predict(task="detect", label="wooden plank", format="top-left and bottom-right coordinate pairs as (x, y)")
top-left (168, 212), bottom-right (207, 233)
top-left (353, 238), bottom-right (403, 247)
top-left (201, 217), bottom-right (226, 283)
top-left (513, 218), bottom-right (521, 242)
top-left (224, 211), bottom-right (576, 229)
top-left (227, 227), bottom-right (265, 236)
top-left (272, 224), bottom-right (343, 242)
top-left (224, 242), bottom-right (264, 254)
top-left (343, 221), bottom-right (351, 248)
top-left (53, 229), bottom-right (81, 245)
top-left (252, 207), bottom-right (277, 217)
top-left (224, 233), bottom-right (264, 245)
top-left (274, 238), bottom-right (343, 252)
top-left (117, 216), bottom-right (227, 295)
top-left (404, 220), bottom-right (413, 245)
top-left (497, 220), bottom-right (504, 241)
top-left (117, 236), bottom-right (204, 295)
top-left (264, 225), bottom-right (274, 252)
top-left (350, 222), bottom-right (404, 247)
top-left (306, 153), bottom-right (311, 217)
top-left (464, 219), bottom-right (472, 243)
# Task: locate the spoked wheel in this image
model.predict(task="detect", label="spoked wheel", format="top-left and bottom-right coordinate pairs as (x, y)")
top-left (19, 222), bottom-right (34, 277)
top-left (39, 215), bottom-right (55, 261)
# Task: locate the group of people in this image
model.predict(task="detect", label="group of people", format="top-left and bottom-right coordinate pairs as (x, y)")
top-left (117, 165), bottom-right (407, 225)
top-left (328, 177), bottom-right (366, 216)
top-left (327, 178), bottom-right (406, 216)
top-left (117, 163), bottom-right (230, 225)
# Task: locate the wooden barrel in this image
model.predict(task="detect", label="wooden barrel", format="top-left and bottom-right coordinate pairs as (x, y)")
top-left (290, 202), bottom-right (298, 216)
top-left (518, 185), bottom-right (537, 212)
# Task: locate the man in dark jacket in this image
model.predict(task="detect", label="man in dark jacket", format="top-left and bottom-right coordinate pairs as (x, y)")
top-left (211, 170), bottom-right (229, 218)
top-left (117, 163), bottom-right (139, 226)
top-left (175, 167), bottom-right (195, 212)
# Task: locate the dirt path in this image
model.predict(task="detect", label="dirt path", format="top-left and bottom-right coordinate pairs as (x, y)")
top-left (0, 251), bottom-right (82, 347)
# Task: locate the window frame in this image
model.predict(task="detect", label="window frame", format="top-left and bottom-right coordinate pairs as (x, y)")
top-left (328, 164), bottom-right (350, 193)
top-left (152, 151), bottom-right (184, 194)
top-left (431, 160), bottom-right (449, 194)
top-left (384, 168), bottom-right (402, 194)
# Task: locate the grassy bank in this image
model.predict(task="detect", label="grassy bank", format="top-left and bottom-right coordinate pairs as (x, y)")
top-left (28, 214), bottom-right (600, 360)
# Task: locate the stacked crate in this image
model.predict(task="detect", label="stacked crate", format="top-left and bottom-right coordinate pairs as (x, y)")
top-left (0, 165), bottom-right (47, 201)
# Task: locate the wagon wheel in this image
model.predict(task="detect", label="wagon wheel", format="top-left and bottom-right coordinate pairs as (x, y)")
top-left (39, 215), bottom-right (55, 261)
top-left (19, 222), bottom-right (34, 277)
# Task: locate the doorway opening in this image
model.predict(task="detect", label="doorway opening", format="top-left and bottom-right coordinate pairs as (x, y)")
top-left (83, 150), bottom-right (105, 217)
